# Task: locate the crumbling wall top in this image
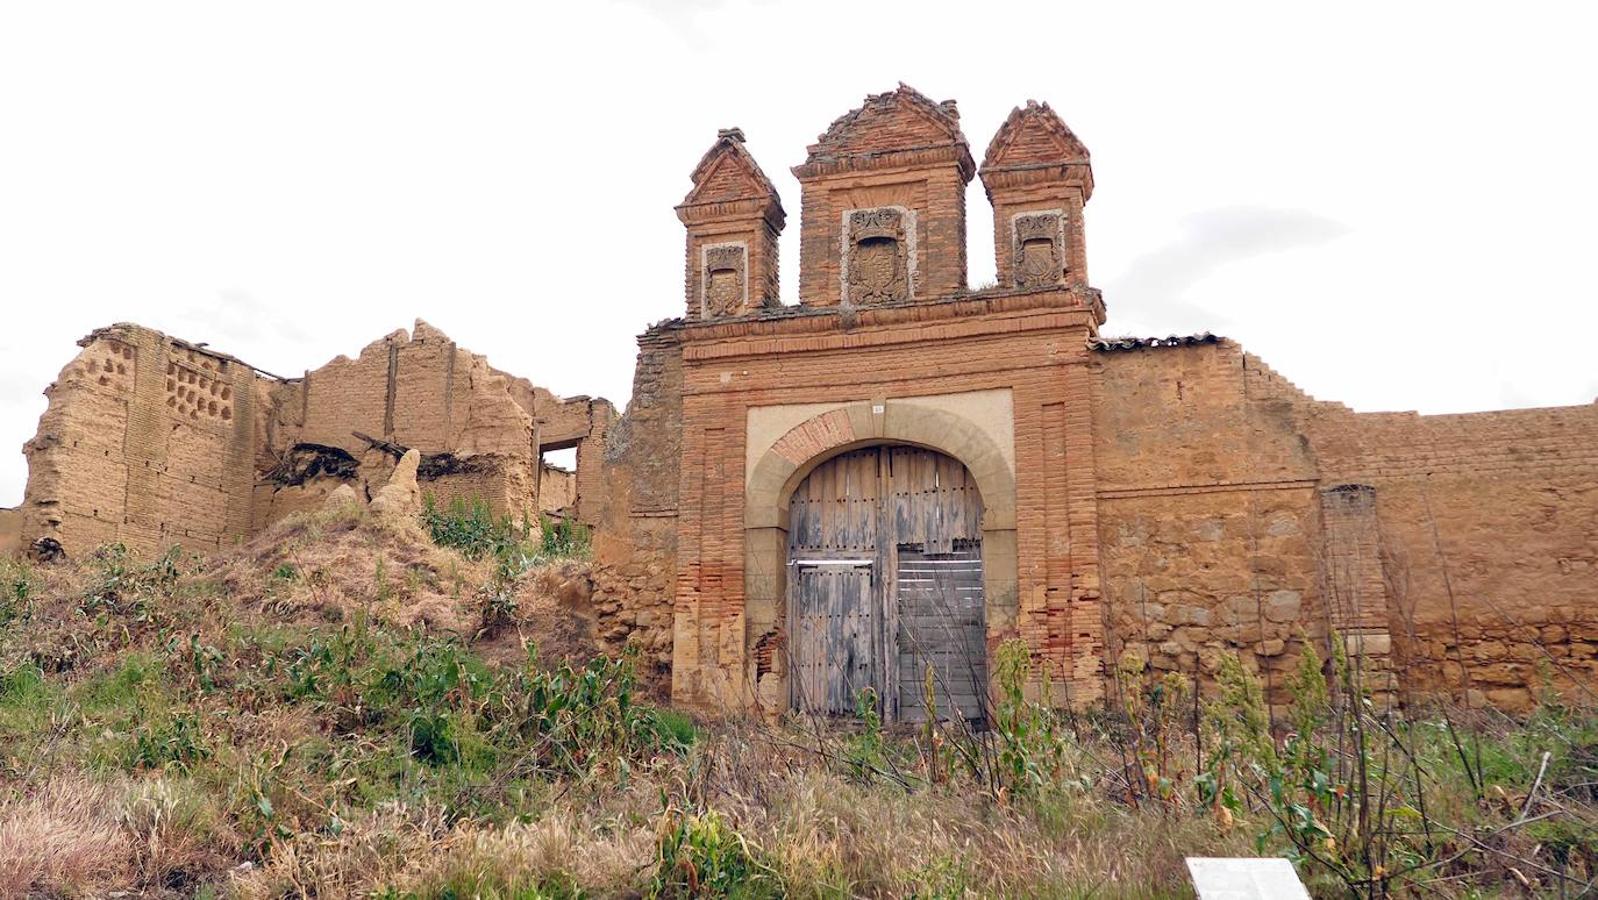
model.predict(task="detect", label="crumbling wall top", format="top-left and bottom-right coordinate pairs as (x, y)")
top-left (793, 83), bottom-right (974, 180)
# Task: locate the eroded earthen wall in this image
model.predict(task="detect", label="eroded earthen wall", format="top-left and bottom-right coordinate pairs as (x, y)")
top-left (254, 321), bottom-right (541, 528)
top-left (1093, 340), bottom-right (1598, 710)
top-left (0, 507), bottom-right (23, 558)
top-left (17, 321), bottom-right (612, 562)
top-left (20, 324), bottom-right (262, 557)
top-left (538, 464), bottom-right (576, 514)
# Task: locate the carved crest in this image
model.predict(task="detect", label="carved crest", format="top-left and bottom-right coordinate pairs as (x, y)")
top-left (845, 208), bottom-right (910, 304)
top-left (702, 244), bottom-right (747, 317)
top-left (1013, 211), bottom-right (1064, 288)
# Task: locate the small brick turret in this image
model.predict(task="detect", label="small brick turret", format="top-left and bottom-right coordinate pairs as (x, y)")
top-left (675, 128), bottom-right (786, 320)
top-left (979, 101), bottom-right (1093, 290)
top-left (792, 84), bottom-right (975, 306)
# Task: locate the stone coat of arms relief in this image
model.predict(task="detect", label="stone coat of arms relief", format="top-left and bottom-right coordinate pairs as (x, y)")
top-left (702, 244), bottom-right (748, 317)
top-left (1013, 211), bottom-right (1065, 288)
top-left (844, 207), bottom-right (911, 304)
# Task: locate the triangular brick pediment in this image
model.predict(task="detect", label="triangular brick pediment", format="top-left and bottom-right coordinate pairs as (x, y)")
top-left (803, 83), bottom-right (969, 164)
top-left (981, 100), bottom-right (1089, 171)
top-left (682, 130), bottom-right (781, 207)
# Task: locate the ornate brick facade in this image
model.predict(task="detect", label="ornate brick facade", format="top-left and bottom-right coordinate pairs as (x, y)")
top-left (625, 86), bottom-right (1598, 716)
top-left (11, 85), bottom-right (1596, 716)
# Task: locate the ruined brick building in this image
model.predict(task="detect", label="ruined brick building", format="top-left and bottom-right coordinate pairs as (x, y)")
top-left (12, 321), bottom-right (614, 557)
top-left (8, 85), bottom-right (1597, 717)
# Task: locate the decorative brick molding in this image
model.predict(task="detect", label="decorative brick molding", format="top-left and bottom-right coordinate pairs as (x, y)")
top-left (980, 101), bottom-right (1092, 289)
top-left (793, 85), bottom-right (973, 306)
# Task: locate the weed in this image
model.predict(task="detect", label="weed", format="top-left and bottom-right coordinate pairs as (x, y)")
top-left (128, 710), bottom-right (211, 772)
top-left (843, 687), bottom-right (886, 782)
top-left (0, 557), bottom-right (39, 626)
top-left (421, 496), bottom-right (589, 575)
top-left (652, 808), bottom-right (779, 899)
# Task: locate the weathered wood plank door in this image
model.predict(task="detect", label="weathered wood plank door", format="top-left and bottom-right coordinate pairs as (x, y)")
top-left (789, 562), bottom-right (875, 715)
top-left (786, 446), bottom-right (985, 722)
top-left (896, 543), bottom-right (986, 722)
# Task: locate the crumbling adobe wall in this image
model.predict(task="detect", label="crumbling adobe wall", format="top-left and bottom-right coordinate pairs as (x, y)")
top-left (1093, 338), bottom-right (1598, 710)
top-left (1093, 339), bottom-right (1332, 707)
top-left (538, 464), bottom-right (576, 514)
top-left (494, 374), bottom-right (618, 524)
top-left (0, 507), bottom-right (22, 557)
top-left (19, 321), bottom-right (613, 565)
top-left (585, 326), bottom-right (685, 692)
top-left (253, 321), bottom-right (540, 529)
top-left (1302, 395), bottom-right (1598, 709)
top-left (20, 324), bottom-right (263, 558)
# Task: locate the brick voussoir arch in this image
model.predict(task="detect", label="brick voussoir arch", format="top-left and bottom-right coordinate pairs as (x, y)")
top-left (745, 400), bottom-right (1016, 528)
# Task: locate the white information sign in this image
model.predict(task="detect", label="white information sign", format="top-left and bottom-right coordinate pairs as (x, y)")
top-left (1185, 857), bottom-right (1311, 900)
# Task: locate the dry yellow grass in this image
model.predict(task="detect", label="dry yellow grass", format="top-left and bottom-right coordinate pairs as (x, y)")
top-left (0, 778), bottom-right (133, 897)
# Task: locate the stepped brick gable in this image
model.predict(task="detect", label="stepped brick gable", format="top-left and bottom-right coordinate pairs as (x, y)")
top-left (10, 84), bottom-right (1596, 716)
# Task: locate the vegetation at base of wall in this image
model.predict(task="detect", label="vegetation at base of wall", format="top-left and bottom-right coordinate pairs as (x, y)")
top-left (420, 495), bottom-right (590, 572)
top-left (1, 527), bottom-right (1594, 897)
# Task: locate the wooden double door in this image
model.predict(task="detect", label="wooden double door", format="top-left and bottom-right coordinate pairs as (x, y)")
top-left (786, 446), bottom-right (987, 723)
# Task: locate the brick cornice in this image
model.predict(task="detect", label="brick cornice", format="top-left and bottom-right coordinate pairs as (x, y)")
top-left (660, 285), bottom-right (1100, 350)
top-left (980, 164), bottom-right (1094, 198)
top-left (675, 197), bottom-right (786, 230)
top-left (792, 145), bottom-right (976, 182)
top-left (676, 292), bottom-right (1102, 363)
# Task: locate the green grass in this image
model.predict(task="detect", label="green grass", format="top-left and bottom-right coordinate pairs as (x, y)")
top-left (1, 536), bottom-right (1594, 898)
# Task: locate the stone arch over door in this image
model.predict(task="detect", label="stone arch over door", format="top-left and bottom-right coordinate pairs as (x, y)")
top-left (743, 399), bottom-right (1018, 715)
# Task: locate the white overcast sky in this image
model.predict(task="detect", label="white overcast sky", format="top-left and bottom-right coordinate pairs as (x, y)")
top-left (3, 1), bottom-right (1596, 505)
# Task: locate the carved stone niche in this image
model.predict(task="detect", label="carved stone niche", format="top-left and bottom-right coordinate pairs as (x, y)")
top-left (701, 242), bottom-right (748, 317)
top-left (1012, 210), bottom-right (1066, 288)
top-left (843, 207), bottom-right (913, 304)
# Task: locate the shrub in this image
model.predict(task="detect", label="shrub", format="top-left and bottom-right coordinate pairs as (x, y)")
top-left (991, 639), bottom-right (1071, 798)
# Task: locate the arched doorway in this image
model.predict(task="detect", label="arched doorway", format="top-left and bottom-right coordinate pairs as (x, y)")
top-left (786, 445), bottom-right (986, 722)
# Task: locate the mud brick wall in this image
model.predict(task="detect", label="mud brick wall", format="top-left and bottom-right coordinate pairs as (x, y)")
top-left (1094, 341), bottom-right (1328, 705)
top-left (491, 373), bottom-right (618, 525)
top-left (0, 507), bottom-right (22, 557)
top-left (20, 324), bottom-right (262, 557)
top-left (280, 320), bottom-right (533, 459)
top-left (538, 464), bottom-right (576, 514)
top-left (587, 328), bottom-right (686, 693)
top-left (1094, 339), bottom-right (1598, 711)
top-left (20, 321), bottom-right (609, 562)
top-left (1315, 408), bottom-right (1598, 709)
top-left (254, 321), bottom-right (540, 530)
